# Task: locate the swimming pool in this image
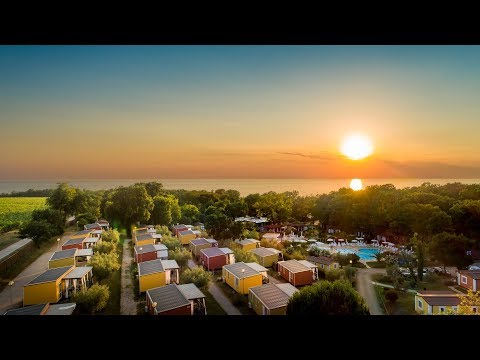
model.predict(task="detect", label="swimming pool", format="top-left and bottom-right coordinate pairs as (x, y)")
top-left (336, 247), bottom-right (380, 261)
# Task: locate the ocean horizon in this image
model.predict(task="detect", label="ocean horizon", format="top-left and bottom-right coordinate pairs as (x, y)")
top-left (1, 178), bottom-right (480, 196)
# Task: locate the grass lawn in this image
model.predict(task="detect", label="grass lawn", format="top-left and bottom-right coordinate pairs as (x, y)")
top-left (366, 261), bottom-right (386, 268)
top-left (0, 230), bottom-right (21, 251)
top-left (205, 289), bottom-right (227, 315)
top-left (215, 279), bottom-right (256, 315)
top-left (98, 232), bottom-right (125, 315)
top-left (374, 285), bottom-right (417, 315)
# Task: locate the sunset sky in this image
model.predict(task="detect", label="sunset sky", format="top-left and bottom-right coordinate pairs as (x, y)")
top-left (2, 45), bottom-right (480, 179)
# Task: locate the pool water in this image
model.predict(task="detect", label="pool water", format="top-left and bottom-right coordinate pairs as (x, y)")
top-left (336, 247), bottom-right (380, 261)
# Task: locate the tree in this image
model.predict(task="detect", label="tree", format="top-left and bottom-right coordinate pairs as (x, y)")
top-left (456, 289), bottom-right (480, 315)
top-left (149, 195), bottom-right (181, 226)
top-left (429, 232), bottom-right (473, 270)
top-left (31, 208), bottom-right (65, 235)
top-left (233, 248), bottom-right (256, 263)
top-left (374, 252), bottom-right (385, 262)
top-left (334, 253), bottom-right (360, 267)
top-left (180, 267), bottom-right (212, 290)
top-left (242, 229), bottom-right (260, 240)
top-left (46, 182), bottom-right (78, 219)
top-left (286, 280), bottom-right (369, 315)
top-left (19, 220), bottom-right (53, 246)
top-left (161, 236), bottom-right (182, 250)
top-left (224, 200), bottom-right (248, 219)
top-left (141, 182), bottom-right (164, 198)
top-left (94, 242), bottom-right (116, 254)
top-left (104, 185), bottom-right (154, 236)
top-left (385, 289), bottom-right (399, 303)
top-left (73, 284), bottom-right (110, 314)
top-left (180, 204), bottom-right (200, 224)
top-left (101, 229), bottom-right (120, 244)
top-left (88, 252), bottom-right (120, 280)
top-left (155, 225), bottom-right (172, 236)
top-left (169, 248), bottom-right (192, 271)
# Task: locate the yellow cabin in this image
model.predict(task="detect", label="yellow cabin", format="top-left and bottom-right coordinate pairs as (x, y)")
top-left (135, 233), bottom-right (156, 246)
top-left (23, 266), bottom-right (73, 306)
top-left (234, 238), bottom-right (260, 251)
top-left (138, 259), bottom-right (180, 293)
top-left (415, 291), bottom-right (461, 315)
top-left (251, 247), bottom-right (283, 267)
top-left (248, 283), bottom-right (298, 315)
top-left (49, 249), bottom-right (77, 269)
top-left (178, 230), bottom-right (197, 245)
top-left (222, 262), bottom-right (263, 294)
top-left (306, 256), bottom-right (340, 270)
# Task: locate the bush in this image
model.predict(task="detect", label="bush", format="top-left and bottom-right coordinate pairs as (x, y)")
top-left (155, 225), bottom-right (172, 236)
top-left (334, 253), bottom-right (360, 267)
top-left (162, 236), bottom-right (182, 250)
top-left (169, 248), bottom-right (192, 270)
top-left (89, 252), bottom-right (120, 280)
top-left (325, 269), bottom-right (344, 282)
top-left (243, 229), bottom-right (259, 240)
top-left (94, 241), bottom-right (116, 254)
top-left (101, 229), bottom-right (120, 243)
top-left (180, 267), bottom-right (212, 290)
top-left (73, 284), bottom-right (110, 314)
top-left (19, 220), bottom-right (54, 246)
top-left (233, 248), bottom-right (256, 263)
top-left (385, 289), bottom-right (399, 303)
top-left (344, 266), bottom-right (357, 280)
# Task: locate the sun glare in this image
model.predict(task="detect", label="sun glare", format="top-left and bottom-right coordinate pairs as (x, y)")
top-left (341, 134), bottom-right (374, 160)
top-left (350, 178), bottom-right (363, 191)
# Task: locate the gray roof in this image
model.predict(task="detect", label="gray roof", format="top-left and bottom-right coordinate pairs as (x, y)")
top-left (278, 260), bottom-right (310, 273)
top-left (249, 284), bottom-right (291, 310)
top-left (458, 270), bottom-right (480, 279)
top-left (219, 247), bottom-right (234, 255)
top-left (200, 247), bottom-right (225, 258)
top-left (173, 224), bottom-right (187, 230)
top-left (154, 244), bottom-right (167, 251)
top-left (206, 239), bottom-right (217, 244)
top-left (161, 260), bottom-right (179, 270)
top-left (417, 291), bottom-right (461, 306)
top-left (245, 262), bottom-right (268, 273)
top-left (84, 237), bottom-right (99, 243)
top-left (135, 244), bottom-right (157, 254)
top-left (306, 256), bottom-right (336, 265)
top-left (179, 230), bottom-right (195, 236)
top-left (190, 238), bottom-right (209, 246)
top-left (297, 260), bottom-right (317, 269)
top-left (85, 223), bottom-right (101, 229)
top-left (75, 248), bottom-right (93, 257)
top-left (136, 233), bottom-right (154, 241)
top-left (27, 266), bottom-right (73, 285)
top-left (251, 247), bottom-right (278, 258)
top-left (63, 237), bottom-right (86, 246)
top-left (4, 303), bottom-right (48, 315)
top-left (276, 283), bottom-right (299, 297)
top-left (178, 283), bottom-right (206, 300)
top-left (50, 249), bottom-right (77, 261)
top-left (223, 262), bottom-right (260, 279)
top-left (138, 259), bottom-right (164, 276)
top-left (157, 250), bottom-right (168, 259)
top-left (64, 266), bottom-right (92, 279)
top-left (73, 230), bottom-right (92, 236)
top-left (45, 303), bottom-right (76, 315)
top-left (135, 228), bottom-right (148, 234)
top-left (147, 284), bottom-right (191, 313)
top-left (236, 239), bottom-right (260, 246)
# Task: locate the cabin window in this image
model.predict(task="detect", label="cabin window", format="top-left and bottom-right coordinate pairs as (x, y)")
top-left (417, 300), bottom-right (423, 309)
top-left (473, 307), bottom-right (478, 313)
top-left (461, 275), bottom-right (468, 284)
top-left (333, 264), bottom-right (337, 269)
top-left (439, 307), bottom-right (445, 313)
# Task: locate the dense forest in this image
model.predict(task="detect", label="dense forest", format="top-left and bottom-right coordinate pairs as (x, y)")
top-left (13, 181), bottom-right (480, 270)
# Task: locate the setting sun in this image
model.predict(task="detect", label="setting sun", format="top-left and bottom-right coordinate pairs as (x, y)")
top-left (341, 134), bottom-right (374, 160)
top-left (350, 178), bottom-right (363, 191)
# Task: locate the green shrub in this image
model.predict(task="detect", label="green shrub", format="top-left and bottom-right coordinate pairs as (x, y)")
top-left (169, 247), bottom-right (192, 270)
top-left (94, 241), bottom-right (116, 254)
top-left (89, 252), bottom-right (120, 280)
top-left (180, 267), bottom-right (212, 290)
top-left (325, 268), bottom-right (344, 282)
top-left (162, 236), bottom-right (182, 250)
top-left (73, 284), bottom-right (110, 313)
top-left (101, 229), bottom-right (120, 243)
top-left (233, 248), bottom-right (256, 263)
top-left (385, 289), bottom-right (399, 303)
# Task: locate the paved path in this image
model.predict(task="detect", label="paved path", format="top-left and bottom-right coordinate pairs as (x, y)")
top-left (187, 259), bottom-right (241, 315)
top-left (356, 268), bottom-right (386, 315)
top-left (0, 238), bottom-right (32, 263)
top-left (0, 231), bottom-right (75, 314)
top-left (120, 238), bottom-right (138, 315)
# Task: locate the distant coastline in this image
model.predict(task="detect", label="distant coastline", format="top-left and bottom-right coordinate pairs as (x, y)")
top-left (1, 179), bottom-right (480, 196)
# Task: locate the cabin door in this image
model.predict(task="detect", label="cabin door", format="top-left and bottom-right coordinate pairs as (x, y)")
top-left (165, 270), bottom-right (171, 284)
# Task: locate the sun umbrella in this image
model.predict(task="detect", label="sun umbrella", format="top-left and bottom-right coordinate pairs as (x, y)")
top-left (327, 238), bottom-right (334, 242)
top-left (351, 239), bottom-right (358, 243)
top-left (308, 239), bottom-right (317, 243)
top-left (337, 238), bottom-right (345, 242)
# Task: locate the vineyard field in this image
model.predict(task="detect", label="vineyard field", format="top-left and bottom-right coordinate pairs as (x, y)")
top-left (0, 197), bottom-right (47, 233)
